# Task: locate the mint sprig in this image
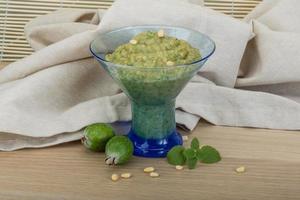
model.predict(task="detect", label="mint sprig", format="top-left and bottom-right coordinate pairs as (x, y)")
top-left (167, 137), bottom-right (221, 169)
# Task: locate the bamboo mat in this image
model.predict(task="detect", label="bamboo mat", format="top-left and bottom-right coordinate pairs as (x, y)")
top-left (0, 0), bottom-right (262, 62)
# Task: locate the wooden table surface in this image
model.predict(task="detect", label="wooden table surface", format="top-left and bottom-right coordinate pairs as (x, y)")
top-left (0, 62), bottom-right (300, 200)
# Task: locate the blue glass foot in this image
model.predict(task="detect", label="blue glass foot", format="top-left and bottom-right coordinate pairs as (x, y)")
top-left (127, 129), bottom-right (183, 158)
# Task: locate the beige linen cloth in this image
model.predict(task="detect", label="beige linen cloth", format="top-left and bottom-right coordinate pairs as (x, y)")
top-left (0, 0), bottom-right (299, 151)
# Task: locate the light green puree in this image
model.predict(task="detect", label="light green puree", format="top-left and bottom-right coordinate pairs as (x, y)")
top-left (106, 31), bottom-right (201, 139)
top-left (106, 31), bottom-right (200, 67)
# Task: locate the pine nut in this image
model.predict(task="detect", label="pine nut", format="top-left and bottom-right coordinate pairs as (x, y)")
top-left (111, 174), bottom-right (119, 181)
top-left (175, 165), bottom-right (184, 170)
top-left (157, 29), bottom-right (165, 37)
top-left (149, 172), bottom-right (160, 177)
top-left (166, 61), bottom-right (175, 66)
top-left (144, 167), bottom-right (155, 173)
top-left (121, 173), bottom-right (132, 179)
top-left (235, 166), bottom-right (246, 173)
top-left (182, 135), bottom-right (189, 141)
top-left (130, 39), bottom-right (138, 45)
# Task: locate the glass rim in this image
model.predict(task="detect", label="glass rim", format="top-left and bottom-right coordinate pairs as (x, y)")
top-left (89, 25), bottom-right (216, 69)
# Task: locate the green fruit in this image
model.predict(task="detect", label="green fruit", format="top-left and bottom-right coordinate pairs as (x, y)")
top-left (167, 145), bottom-right (186, 165)
top-left (105, 136), bottom-right (133, 165)
top-left (82, 123), bottom-right (115, 152)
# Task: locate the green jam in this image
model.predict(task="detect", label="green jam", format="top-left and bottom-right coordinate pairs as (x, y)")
top-left (106, 31), bottom-right (201, 139)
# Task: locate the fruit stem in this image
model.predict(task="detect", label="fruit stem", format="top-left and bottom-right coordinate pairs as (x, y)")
top-left (105, 157), bottom-right (116, 165)
top-left (81, 136), bottom-right (86, 144)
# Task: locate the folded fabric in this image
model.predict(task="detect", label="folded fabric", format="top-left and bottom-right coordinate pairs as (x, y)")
top-left (0, 0), bottom-right (299, 151)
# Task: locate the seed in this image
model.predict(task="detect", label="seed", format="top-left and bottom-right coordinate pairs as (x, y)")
top-left (157, 29), bottom-right (165, 37)
top-left (166, 61), bottom-right (175, 66)
top-left (175, 165), bottom-right (184, 170)
top-left (144, 167), bottom-right (155, 173)
top-left (130, 39), bottom-right (138, 45)
top-left (111, 174), bottom-right (119, 181)
top-left (149, 172), bottom-right (160, 177)
top-left (121, 173), bottom-right (132, 179)
top-left (182, 135), bottom-right (189, 141)
top-left (235, 166), bottom-right (246, 173)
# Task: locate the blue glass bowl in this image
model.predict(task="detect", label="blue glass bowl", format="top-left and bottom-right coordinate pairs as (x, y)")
top-left (90, 25), bottom-right (215, 157)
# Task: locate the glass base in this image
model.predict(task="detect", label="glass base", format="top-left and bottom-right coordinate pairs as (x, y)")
top-left (127, 128), bottom-right (183, 158)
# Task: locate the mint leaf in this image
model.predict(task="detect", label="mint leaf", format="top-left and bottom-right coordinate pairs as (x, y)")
top-left (196, 148), bottom-right (205, 160)
top-left (183, 148), bottom-right (196, 159)
top-left (167, 145), bottom-right (186, 165)
top-left (197, 145), bottom-right (221, 164)
top-left (191, 138), bottom-right (199, 149)
top-left (186, 157), bottom-right (198, 169)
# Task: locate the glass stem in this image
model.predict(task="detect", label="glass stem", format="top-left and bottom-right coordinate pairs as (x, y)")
top-left (131, 99), bottom-right (176, 139)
